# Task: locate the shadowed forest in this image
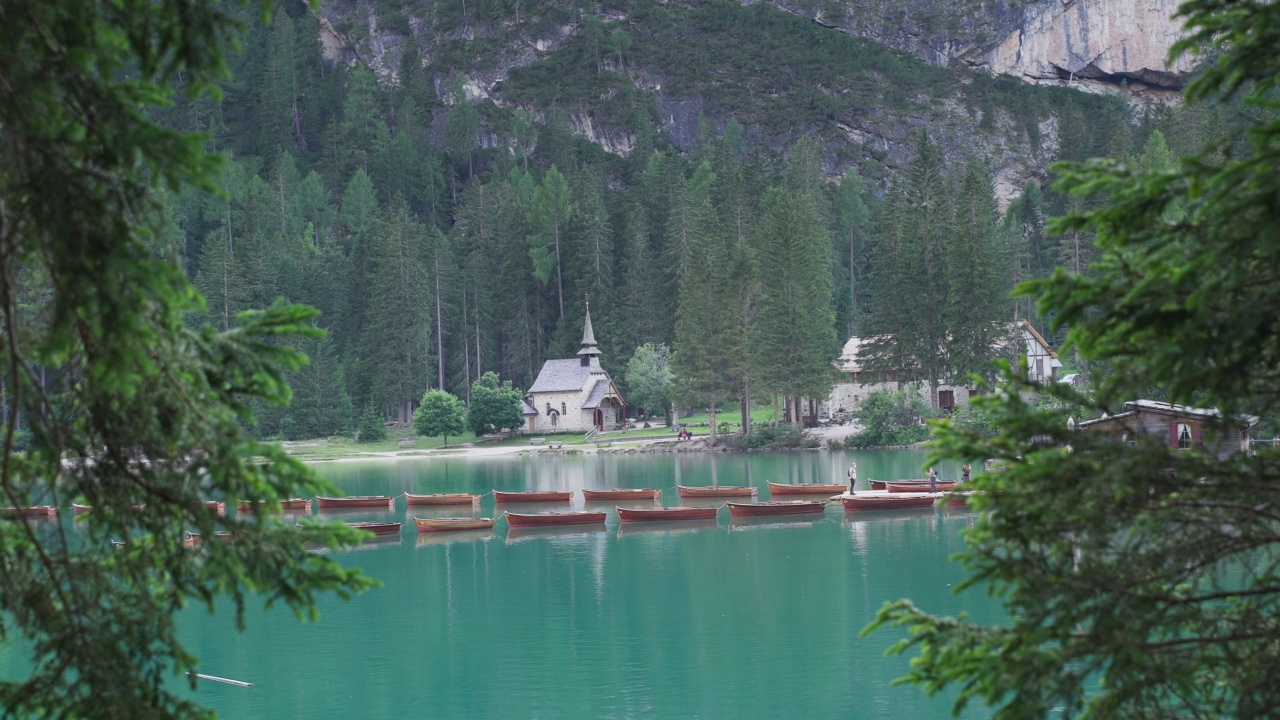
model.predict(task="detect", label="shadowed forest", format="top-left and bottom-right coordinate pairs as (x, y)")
top-left (147, 0), bottom-right (1234, 439)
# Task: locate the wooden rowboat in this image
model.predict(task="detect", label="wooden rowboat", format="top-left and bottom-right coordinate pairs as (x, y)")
top-left (504, 511), bottom-right (606, 527)
top-left (405, 492), bottom-right (480, 506)
top-left (204, 500), bottom-right (226, 515)
top-left (865, 479), bottom-right (936, 489)
top-left (345, 521), bottom-right (402, 536)
top-left (414, 516), bottom-right (495, 533)
top-left (946, 492), bottom-right (974, 508)
top-left (315, 495), bottom-right (394, 509)
top-left (727, 501), bottom-right (827, 518)
top-left (616, 506), bottom-right (718, 523)
top-left (0, 505), bottom-right (58, 519)
top-left (676, 485), bottom-right (756, 499)
top-left (886, 481), bottom-right (957, 493)
top-left (72, 502), bottom-right (145, 514)
top-left (767, 482), bottom-right (847, 495)
top-left (581, 488), bottom-right (661, 501)
top-left (492, 490), bottom-right (572, 503)
top-left (237, 498), bottom-right (313, 513)
top-left (841, 493), bottom-right (939, 512)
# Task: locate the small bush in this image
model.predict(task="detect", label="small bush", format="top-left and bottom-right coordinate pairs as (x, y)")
top-left (723, 424), bottom-right (818, 449)
top-left (357, 405), bottom-right (388, 443)
top-left (846, 389), bottom-right (939, 446)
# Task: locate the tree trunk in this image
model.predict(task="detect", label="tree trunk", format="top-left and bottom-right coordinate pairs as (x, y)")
top-left (740, 384), bottom-right (750, 437)
top-left (435, 256), bottom-right (445, 391)
top-left (462, 292), bottom-right (471, 407)
top-left (554, 223), bottom-right (565, 319)
top-left (709, 401), bottom-right (717, 446)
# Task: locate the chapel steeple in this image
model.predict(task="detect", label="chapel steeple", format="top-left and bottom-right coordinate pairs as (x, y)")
top-left (577, 301), bottom-right (602, 368)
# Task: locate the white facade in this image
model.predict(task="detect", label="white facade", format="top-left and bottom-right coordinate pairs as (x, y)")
top-left (526, 377), bottom-right (625, 433)
top-left (825, 320), bottom-right (1062, 413)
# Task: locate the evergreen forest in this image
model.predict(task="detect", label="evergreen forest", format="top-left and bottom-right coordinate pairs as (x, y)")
top-left (143, 0), bottom-right (1236, 440)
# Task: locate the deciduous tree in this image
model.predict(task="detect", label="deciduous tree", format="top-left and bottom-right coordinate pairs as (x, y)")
top-left (467, 372), bottom-right (525, 436)
top-left (414, 389), bottom-right (467, 446)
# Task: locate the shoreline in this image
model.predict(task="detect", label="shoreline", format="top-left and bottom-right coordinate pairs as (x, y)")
top-left (279, 423), bottom-right (869, 464)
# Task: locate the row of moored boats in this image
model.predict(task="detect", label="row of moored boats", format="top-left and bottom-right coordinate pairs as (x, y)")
top-left (3, 480), bottom-right (973, 540)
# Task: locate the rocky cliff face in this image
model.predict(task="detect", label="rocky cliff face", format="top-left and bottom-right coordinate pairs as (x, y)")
top-left (987, 0), bottom-right (1194, 94)
top-left (772, 0), bottom-right (1194, 97)
top-left (314, 0), bottom-right (1185, 204)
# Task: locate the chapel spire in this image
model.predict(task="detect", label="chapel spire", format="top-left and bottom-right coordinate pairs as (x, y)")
top-left (577, 300), bottom-right (602, 367)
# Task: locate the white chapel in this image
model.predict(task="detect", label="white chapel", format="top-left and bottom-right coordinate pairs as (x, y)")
top-left (522, 307), bottom-right (627, 434)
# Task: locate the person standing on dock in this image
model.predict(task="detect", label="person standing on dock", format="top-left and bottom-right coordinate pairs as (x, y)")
top-left (928, 467), bottom-right (938, 493)
top-left (962, 463), bottom-right (971, 484)
top-left (847, 462), bottom-right (857, 494)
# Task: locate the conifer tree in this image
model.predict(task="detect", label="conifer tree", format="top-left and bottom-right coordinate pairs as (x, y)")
top-left (865, 182), bottom-right (915, 383)
top-left (528, 165), bottom-right (575, 320)
top-left (945, 159), bottom-right (1008, 385)
top-left (724, 235), bottom-right (762, 434)
top-left (752, 187), bottom-right (837, 424)
top-left (336, 169), bottom-right (380, 364)
top-left (830, 169), bottom-right (876, 336)
top-left (617, 204), bottom-right (658, 348)
top-left (194, 229), bottom-right (249, 331)
top-left (571, 166), bottom-right (615, 334)
top-left (424, 225), bottom-right (456, 394)
top-left (670, 193), bottom-right (733, 444)
top-left (867, 132), bottom-right (951, 406)
top-left (872, 4), bottom-right (1280, 714)
top-left (360, 199), bottom-right (433, 423)
top-left (331, 67), bottom-right (384, 184)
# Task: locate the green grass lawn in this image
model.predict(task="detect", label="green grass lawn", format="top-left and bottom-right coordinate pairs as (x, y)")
top-left (276, 427), bottom-right (481, 460)
top-left (673, 406), bottom-right (779, 428)
top-left (275, 405), bottom-right (785, 460)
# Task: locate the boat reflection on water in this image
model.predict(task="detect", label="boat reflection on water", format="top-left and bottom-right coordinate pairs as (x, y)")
top-left (415, 529), bottom-right (494, 548)
top-left (727, 515), bottom-right (823, 532)
top-left (504, 525), bottom-right (608, 545)
top-left (663, 497), bottom-right (729, 509)
top-left (311, 507), bottom-right (395, 521)
top-left (339, 534), bottom-right (402, 552)
top-left (615, 519), bottom-right (720, 538)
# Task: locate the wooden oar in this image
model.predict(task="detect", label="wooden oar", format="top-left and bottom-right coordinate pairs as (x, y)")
top-left (189, 672), bottom-right (253, 688)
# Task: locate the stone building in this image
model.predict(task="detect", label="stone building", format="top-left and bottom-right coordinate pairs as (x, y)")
top-left (826, 320), bottom-right (1061, 413)
top-left (523, 308), bottom-right (626, 434)
top-left (1077, 400), bottom-right (1258, 459)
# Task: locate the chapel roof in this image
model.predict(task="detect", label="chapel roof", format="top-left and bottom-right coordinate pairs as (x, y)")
top-left (527, 360), bottom-right (597, 393)
top-left (582, 379), bottom-right (612, 409)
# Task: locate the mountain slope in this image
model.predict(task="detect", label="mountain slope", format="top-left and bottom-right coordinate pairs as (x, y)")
top-left (317, 0), bottom-right (1158, 197)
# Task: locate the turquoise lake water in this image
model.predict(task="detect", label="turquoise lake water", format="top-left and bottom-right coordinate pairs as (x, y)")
top-left (4, 449), bottom-right (1005, 718)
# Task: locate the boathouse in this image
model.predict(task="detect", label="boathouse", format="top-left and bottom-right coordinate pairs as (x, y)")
top-left (1077, 400), bottom-right (1258, 459)
top-left (523, 307), bottom-right (626, 433)
top-left (825, 320), bottom-right (1061, 413)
